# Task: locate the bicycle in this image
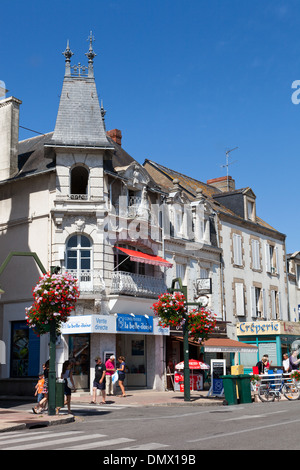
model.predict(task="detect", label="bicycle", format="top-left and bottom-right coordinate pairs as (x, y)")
top-left (258, 373), bottom-right (300, 402)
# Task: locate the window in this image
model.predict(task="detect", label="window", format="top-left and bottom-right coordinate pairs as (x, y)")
top-left (176, 263), bottom-right (186, 283)
top-left (250, 286), bottom-right (266, 318)
top-left (233, 233), bottom-right (243, 266)
top-left (70, 166), bottom-right (89, 199)
top-left (270, 289), bottom-right (282, 320)
top-left (10, 321), bottom-right (40, 377)
top-left (235, 282), bottom-right (245, 316)
top-left (247, 200), bottom-right (255, 221)
top-left (66, 235), bottom-right (92, 288)
top-left (265, 243), bottom-right (279, 274)
top-left (251, 239), bottom-right (260, 270)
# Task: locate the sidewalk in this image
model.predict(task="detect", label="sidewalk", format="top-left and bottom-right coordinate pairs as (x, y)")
top-left (0, 389), bottom-right (224, 433)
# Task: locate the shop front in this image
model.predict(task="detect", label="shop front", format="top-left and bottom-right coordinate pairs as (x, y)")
top-left (60, 313), bottom-right (169, 391)
top-left (236, 320), bottom-right (300, 373)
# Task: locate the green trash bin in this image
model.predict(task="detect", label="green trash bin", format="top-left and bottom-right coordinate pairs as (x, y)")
top-left (56, 379), bottom-right (65, 408)
top-left (236, 374), bottom-right (252, 404)
top-left (220, 375), bottom-right (238, 405)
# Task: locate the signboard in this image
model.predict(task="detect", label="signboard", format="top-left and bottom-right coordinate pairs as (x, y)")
top-left (237, 321), bottom-right (300, 337)
top-left (61, 314), bottom-right (169, 336)
top-left (207, 359), bottom-right (226, 397)
top-left (196, 278), bottom-right (212, 295)
top-left (116, 314), bottom-right (153, 334)
top-left (61, 315), bottom-right (116, 335)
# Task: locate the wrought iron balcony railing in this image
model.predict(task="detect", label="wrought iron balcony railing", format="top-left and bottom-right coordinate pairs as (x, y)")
top-left (110, 271), bottom-right (167, 298)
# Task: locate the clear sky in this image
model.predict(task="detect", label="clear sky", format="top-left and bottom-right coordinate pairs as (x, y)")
top-left (1, 0), bottom-right (299, 253)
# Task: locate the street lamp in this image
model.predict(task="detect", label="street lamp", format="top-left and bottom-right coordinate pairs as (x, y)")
top-left (0, 286), bottom-right (4, 299)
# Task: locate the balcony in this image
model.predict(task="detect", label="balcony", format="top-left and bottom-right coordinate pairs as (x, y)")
top-left (62, 269), bottom-right (105, 293)
top-left (110, 271), bottom-right (167, 299)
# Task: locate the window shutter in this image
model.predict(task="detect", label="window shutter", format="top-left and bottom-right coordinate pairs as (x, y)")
top-left (235, 282), bottom-right (245, 316)
top-left (265, 243), bottom-right (271, 273)
top-left (262, 288), bottom-right (267, 319)
top-left (275, 246), bottom-right (279, 275)
top-left (252, 239), bottom-right (260, 270)
top-left (271, 290), bottom-right (276, 319)
top-left (278, 291), bottom-right (282, 320)
top-left (233, 234), bottom-right (242, 266)
top-left (250, 286), bottom-right (257, 317)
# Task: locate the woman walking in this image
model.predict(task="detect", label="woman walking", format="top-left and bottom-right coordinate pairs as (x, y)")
top-left (61, 360), bottom-right (76, 414)
top-left (117, 356), bottom-right (127, 397)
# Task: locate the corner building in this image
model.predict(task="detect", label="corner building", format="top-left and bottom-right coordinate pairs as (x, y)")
top-left (0, 38), bottom-right (170, 394)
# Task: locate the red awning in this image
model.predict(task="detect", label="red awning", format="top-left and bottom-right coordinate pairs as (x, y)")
top-left (116, 247), bottom-right (173, 268)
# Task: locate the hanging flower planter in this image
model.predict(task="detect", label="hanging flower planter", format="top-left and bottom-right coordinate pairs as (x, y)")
top-left (25, 272), bottom-right (80, 336)
top-left (152, 292), bottom-right (217, 341)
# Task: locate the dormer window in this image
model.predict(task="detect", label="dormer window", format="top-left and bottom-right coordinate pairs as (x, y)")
top-left (245, 196), bottom-right (256, 222)
top-left (70, 165), bottom-right (89, 200)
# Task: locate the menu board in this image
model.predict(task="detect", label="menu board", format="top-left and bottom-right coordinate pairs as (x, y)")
top-left (210, 359), bottom-right (226, 396)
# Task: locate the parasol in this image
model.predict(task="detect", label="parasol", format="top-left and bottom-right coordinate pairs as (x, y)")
top-left (175, 359), bottom-right (210, 370)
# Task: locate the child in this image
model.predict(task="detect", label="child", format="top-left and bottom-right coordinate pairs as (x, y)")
top-left (34, 372), bottom-right (44, 404)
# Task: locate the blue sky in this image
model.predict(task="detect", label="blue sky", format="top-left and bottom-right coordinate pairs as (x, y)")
top-left (1, 0), bottom-right (300, 253)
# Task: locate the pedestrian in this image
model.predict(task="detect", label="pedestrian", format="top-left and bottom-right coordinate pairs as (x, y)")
top-left (263, 354), bottom-right (272, 371)
top-left (256, 357), bottom-right (268, 375)
top-left (105, 355), bottom-right (116, 396)
top-left (283, 353), bottom-right (291, 373)
top-left (61, 360), bottom-right (76, 414)
top-left (289, 350), bottom-right (300, 370)
top-left (34, 371), bottom-right (44, 404)
top-left (32, 360), bottom-right (49, 414)
top-left (117, 356), bottom-right (127, 397)
top-left (91, 356), bottom-right (106, 404)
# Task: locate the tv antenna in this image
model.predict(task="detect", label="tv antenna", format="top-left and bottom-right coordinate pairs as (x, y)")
top-left (221, 147), bottom-right (238, 191)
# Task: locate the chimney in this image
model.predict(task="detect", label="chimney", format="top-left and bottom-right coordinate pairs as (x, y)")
top-left (207, 176), bottom-right (235, 192)
top-left (0, 96), bottom-right (22, 181)
top-left (107, 129), bottom-right (122, 146)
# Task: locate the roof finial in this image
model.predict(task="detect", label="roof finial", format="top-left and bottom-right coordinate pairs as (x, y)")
top-left (85, 31), bottom-right (96, 78)
top-left (62, 40), bottom-right (74, 76)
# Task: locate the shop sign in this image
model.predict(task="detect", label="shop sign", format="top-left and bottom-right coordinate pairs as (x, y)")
top-left (196, 278), bottom-right (212, 295)
top-left (61, 315), bottom-right (116, 334)
top-left (237, 321), bottom-right (300, 337)
top-left (116, 314), bottom-right (153, 334)
top-left (61, 314), bottom-right (170, 336)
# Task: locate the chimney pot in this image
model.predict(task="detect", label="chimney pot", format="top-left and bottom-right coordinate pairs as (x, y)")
top-left (107, 128), bottom-right (122, 146)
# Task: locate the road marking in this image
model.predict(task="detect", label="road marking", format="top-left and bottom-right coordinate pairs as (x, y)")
top-left (65, 438), bottom-right (135, 450)
top-left (2, 433), bottom-right (105, 450)
top-left (121, 442), bottom-right (170, 450)
top-left (187, 417), bottom-right (300, 443)
top-left (0, 431), bottom-right (82, 447)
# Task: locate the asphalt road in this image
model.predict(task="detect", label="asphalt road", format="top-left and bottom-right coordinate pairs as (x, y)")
top-left (1, 399), bottom-right (300, 453)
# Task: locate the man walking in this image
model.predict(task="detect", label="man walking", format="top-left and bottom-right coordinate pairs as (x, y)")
top-left (105, 355), bottom-right (116, 396)
top-left (91, 356), bottom-right (106, 404)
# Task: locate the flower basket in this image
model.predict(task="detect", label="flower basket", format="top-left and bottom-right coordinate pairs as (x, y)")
top-left (291, 370), bottom-right (300, 383)
top-left (152, 292), bottom-right (216, 341)
top-left (25, 272), bottom-right (80, 336)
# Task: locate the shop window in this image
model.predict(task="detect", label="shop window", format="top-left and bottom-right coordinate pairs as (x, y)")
top-left (10, 321), bottom-right (40, 377)
top-left (68, 334), bottom-right (90, 389)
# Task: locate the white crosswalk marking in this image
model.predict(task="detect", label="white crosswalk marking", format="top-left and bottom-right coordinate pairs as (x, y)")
top-left (0, 430), bottom-right (82, 447)
top-left (0, 429), bottom-right (169, 451)
top-left (120, 442), bottom-right (170, 450)
top-left (2, 433), bottom-right (105, 450)
top-left (65, 437), bottom-right (135, 450)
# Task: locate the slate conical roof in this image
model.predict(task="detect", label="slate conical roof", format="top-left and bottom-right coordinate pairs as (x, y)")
top-left (49, 37), bottom-right (113, 149)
